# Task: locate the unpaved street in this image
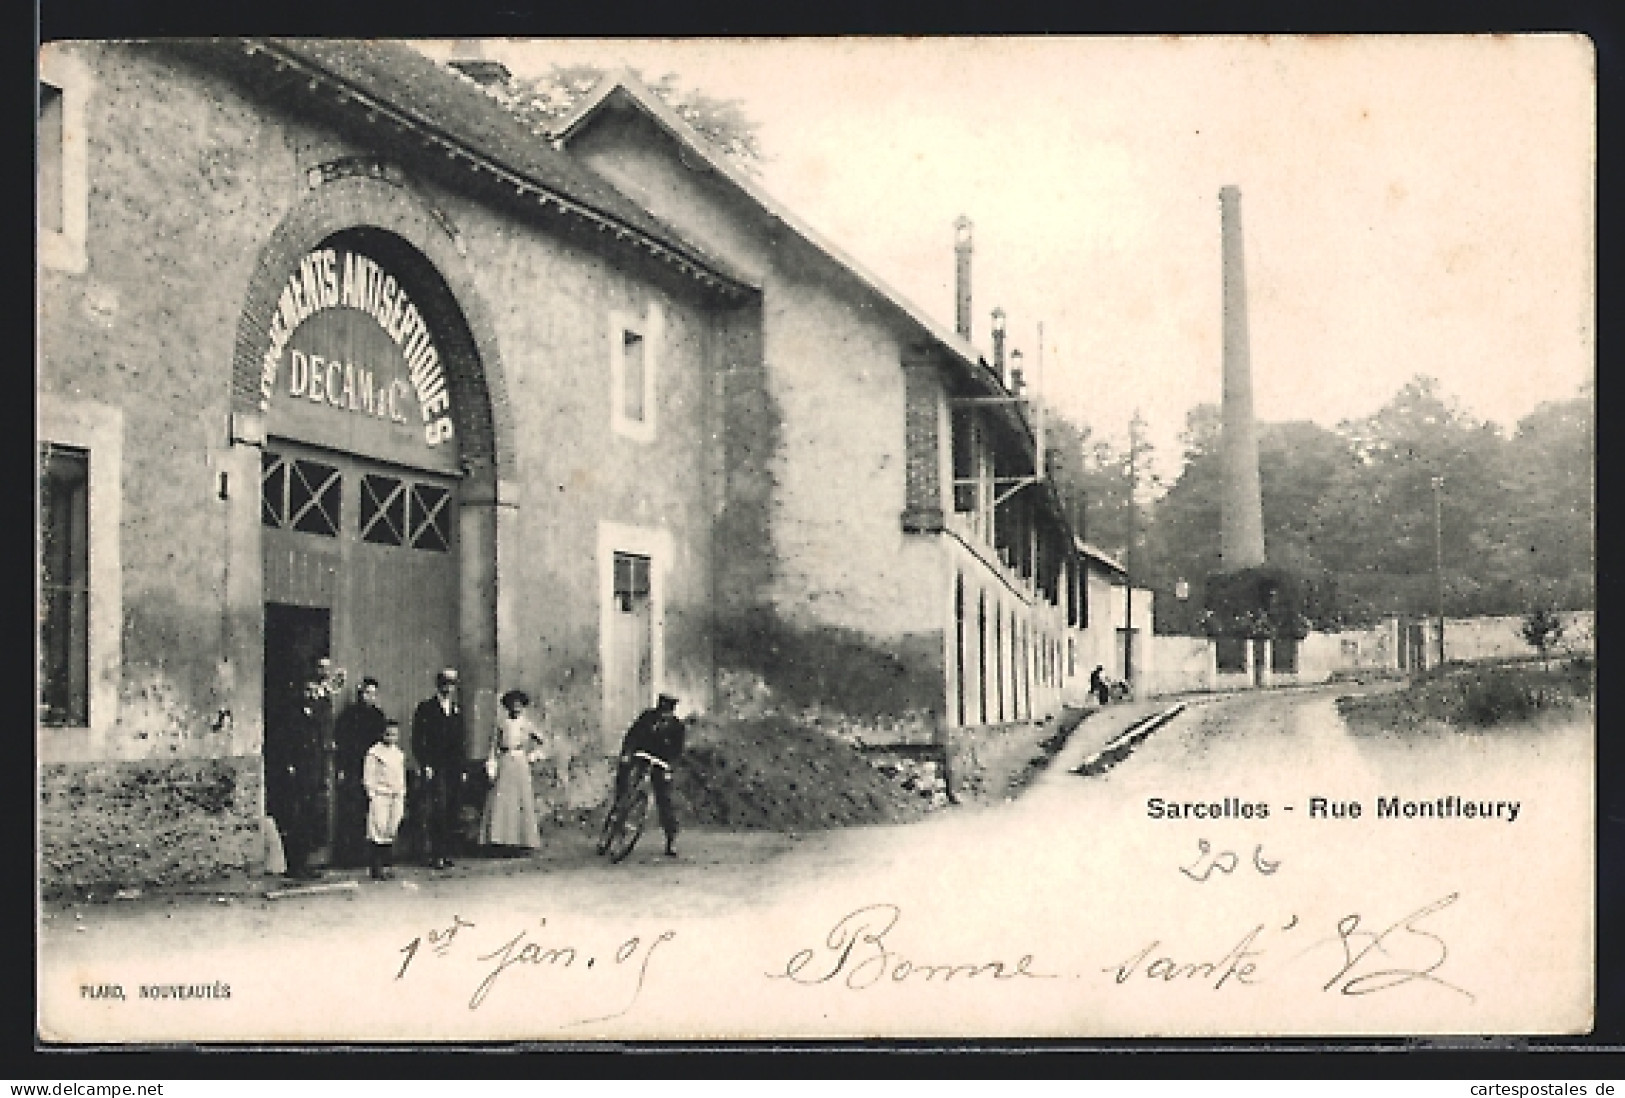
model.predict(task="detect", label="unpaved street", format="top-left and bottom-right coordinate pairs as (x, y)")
top-left (40, 686), bottom-right (1592, 1042)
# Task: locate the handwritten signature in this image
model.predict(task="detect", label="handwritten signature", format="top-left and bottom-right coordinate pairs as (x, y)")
top-left (1315, 892), bottom-right (1474, 1001)
top-left (768, 903), bottom-right (1056, 990)
top-left (1106, 893), bottom-right (1474, 1002)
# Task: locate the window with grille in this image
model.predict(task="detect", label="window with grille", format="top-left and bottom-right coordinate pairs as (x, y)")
top-left (261, 452), bottom-right (342, 537)
top-left (358, 474), bottom-right (452, 552)
top-left (360, 474), bottom-right (407, 545)
top-left (613, 552), bottom-right (651, 611)
top-left (408, 483), bottom-right (452, 551)
top-left (39, 443), bottom-right (89, 726)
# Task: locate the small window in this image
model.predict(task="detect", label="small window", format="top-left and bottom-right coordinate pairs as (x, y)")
top-left (39, 444), bottom-right (89, 726)
top-left (39, 48), bottom-right (88, 274)
top-left (613, 552), bottom-right (651, 612)
top-left (1271, 637), bottom-right (1299, 674)
top-left (39, 83), bottom-right (64, 235)
top-left (609, 307), bottom-right (660, 442)
top-left (620, 331), bottom-right (646, 423)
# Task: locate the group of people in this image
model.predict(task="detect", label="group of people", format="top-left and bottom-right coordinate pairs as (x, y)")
top-left (268, 658), bottom-right (689, 882)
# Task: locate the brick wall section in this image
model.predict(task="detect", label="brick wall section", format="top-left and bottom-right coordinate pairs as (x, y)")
top-left (901, 348), bottom-right (946, 533)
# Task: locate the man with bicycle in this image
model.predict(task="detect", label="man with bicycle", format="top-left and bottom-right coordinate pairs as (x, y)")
top-left (614, 693), bottom-right (687, 857)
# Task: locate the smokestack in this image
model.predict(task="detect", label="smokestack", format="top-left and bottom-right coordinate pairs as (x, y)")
top-left (954, 216), bottom-right (974, 340)
top-left (1219, 185), bottom-right (1267, 570)
top-left (992, 307), bottom-right (1007, 379)
top-left (1009, 349), bottom-right (1025, 395)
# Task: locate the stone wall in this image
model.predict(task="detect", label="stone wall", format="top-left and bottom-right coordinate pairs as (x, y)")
top-left (39, 757), bottom-right (263, 899)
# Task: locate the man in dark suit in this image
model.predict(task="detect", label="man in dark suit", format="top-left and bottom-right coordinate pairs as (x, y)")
top-left (268, 656), bottom-right (340, 879)
top-left (411, 668), bottom-right (465, 869)
top-left (333, 676), bottom-right (387, 868)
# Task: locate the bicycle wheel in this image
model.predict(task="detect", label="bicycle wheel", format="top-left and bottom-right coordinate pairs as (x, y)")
top-left (605, 788), bottom-right (649, 864)
top-left (595, 802), bottom-right (618, 855)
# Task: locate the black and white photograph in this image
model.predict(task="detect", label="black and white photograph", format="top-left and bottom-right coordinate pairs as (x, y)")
top-left (36, 34), bottom-right (1595, 1042)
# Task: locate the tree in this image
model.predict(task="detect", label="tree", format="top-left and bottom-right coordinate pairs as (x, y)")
top-left (1043, 408), bottom-right (1142, 563)
top-left (1521, 606), bottom-right (1566, 666)
top-left (488, 63), bottom-right (765, 173)
top-left (1474, 390), bottom-right (1594, 612)
top-left (1137, 406), bottom-right (1343, 633)
top-left (1308, 375), bottom-right (1508, 613)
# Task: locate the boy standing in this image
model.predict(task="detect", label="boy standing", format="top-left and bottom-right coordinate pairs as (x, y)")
top-left (364, 719), bottom-right (408, 880)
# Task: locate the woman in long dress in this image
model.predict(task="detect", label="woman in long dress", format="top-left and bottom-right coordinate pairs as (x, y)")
top-left (478, 689), bottom-right (543, 852)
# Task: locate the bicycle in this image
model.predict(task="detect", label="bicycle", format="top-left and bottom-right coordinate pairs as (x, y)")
top-left (596, 750), bottom-right (670, 863)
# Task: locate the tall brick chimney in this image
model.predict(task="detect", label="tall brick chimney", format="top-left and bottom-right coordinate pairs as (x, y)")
top-left (1219, 185), bottom-right (1267, 569)
top-left (954, 216), bottom-right (974, 340)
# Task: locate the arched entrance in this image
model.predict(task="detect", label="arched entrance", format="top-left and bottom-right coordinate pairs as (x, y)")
top-left (235, 192), bottom-right (514, 869)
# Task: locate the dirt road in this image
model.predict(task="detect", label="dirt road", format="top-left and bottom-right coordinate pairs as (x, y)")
top-left (39, 688), bottom-right (1592, 1042)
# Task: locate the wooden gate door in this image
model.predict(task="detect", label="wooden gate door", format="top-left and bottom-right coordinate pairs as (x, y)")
top-left (606, 551), bottom-right (654, 746)
top-left (263, 441), bottom-right (460, 865)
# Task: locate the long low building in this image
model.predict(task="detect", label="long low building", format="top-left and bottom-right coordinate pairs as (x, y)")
top-left (37, 39), bottom-right (1121, 894)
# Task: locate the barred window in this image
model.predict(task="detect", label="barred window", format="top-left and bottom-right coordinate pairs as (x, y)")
top-left (359, 475), bottom-right (452, 552)
top-left (360, 474), bottom-right (407, 546)
top-left (39, 444), bottom-right (89, 726)
top-left (262, 452), bottom-right (341, 537)
top-left (613, 552), bottom-right (651, 611)
top-left (408, 483), bottom-right (452, 552)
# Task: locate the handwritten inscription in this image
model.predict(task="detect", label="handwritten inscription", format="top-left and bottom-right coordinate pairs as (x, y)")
top-left (1179, 838), bottom-right (1281, 882)
top-left (769, 903), bottom-right (1056, 990)
top-left (469, 923), bottom-right (675, 1017)
top-left (396, 913), bottom-right (475, 980)
top-left (1107, 894), bottom-right (1473, 1003)
top-left (1316, 892), bottom-right (1475, 1001)
top-left (390, 913), bottom-right (677, 1026)
top-left (1107, 927), bottom-right (1267, 989)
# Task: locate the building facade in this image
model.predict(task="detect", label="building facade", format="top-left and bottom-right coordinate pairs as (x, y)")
top-left (37, 39), bottom-right (756, 894)
top-left (38, 42), bottom-right (1119, 895)
top-left (558, 72), bottom-right (1096, 741)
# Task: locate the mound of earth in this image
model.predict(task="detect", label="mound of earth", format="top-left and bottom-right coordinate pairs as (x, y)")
top-left (671, 716), bottom-right (931, 831)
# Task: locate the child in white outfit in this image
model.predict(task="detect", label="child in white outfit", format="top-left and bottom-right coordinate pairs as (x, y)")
top-left (364, 720), bottom-right (407, 880)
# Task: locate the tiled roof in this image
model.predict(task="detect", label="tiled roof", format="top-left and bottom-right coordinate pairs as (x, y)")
top-left (190, 38), bottom-right (756, 295)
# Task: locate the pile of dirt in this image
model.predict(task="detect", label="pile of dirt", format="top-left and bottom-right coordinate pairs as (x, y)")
top-left (672, 716), bottom-right (932, 831)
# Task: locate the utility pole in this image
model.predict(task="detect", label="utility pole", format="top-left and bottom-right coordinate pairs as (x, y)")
top-left (1432, 475), bottom-right (1446, 666)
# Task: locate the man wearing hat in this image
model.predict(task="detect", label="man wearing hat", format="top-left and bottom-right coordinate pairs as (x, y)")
top-left (411, 668), bottom-right (466, 869)
top-left (614, 693), bottom-right (687, 857)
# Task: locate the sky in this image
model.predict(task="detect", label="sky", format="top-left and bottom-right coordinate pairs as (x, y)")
top-left (420, 36), bottom-right (1593, 480)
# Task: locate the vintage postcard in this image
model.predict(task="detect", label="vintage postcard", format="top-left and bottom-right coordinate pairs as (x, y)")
top-left (36, 34), bottom-right (1595, 1042)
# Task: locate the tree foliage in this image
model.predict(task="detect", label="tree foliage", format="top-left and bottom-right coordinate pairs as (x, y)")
top-left (1115, 375), bottom-right (1591, 634)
